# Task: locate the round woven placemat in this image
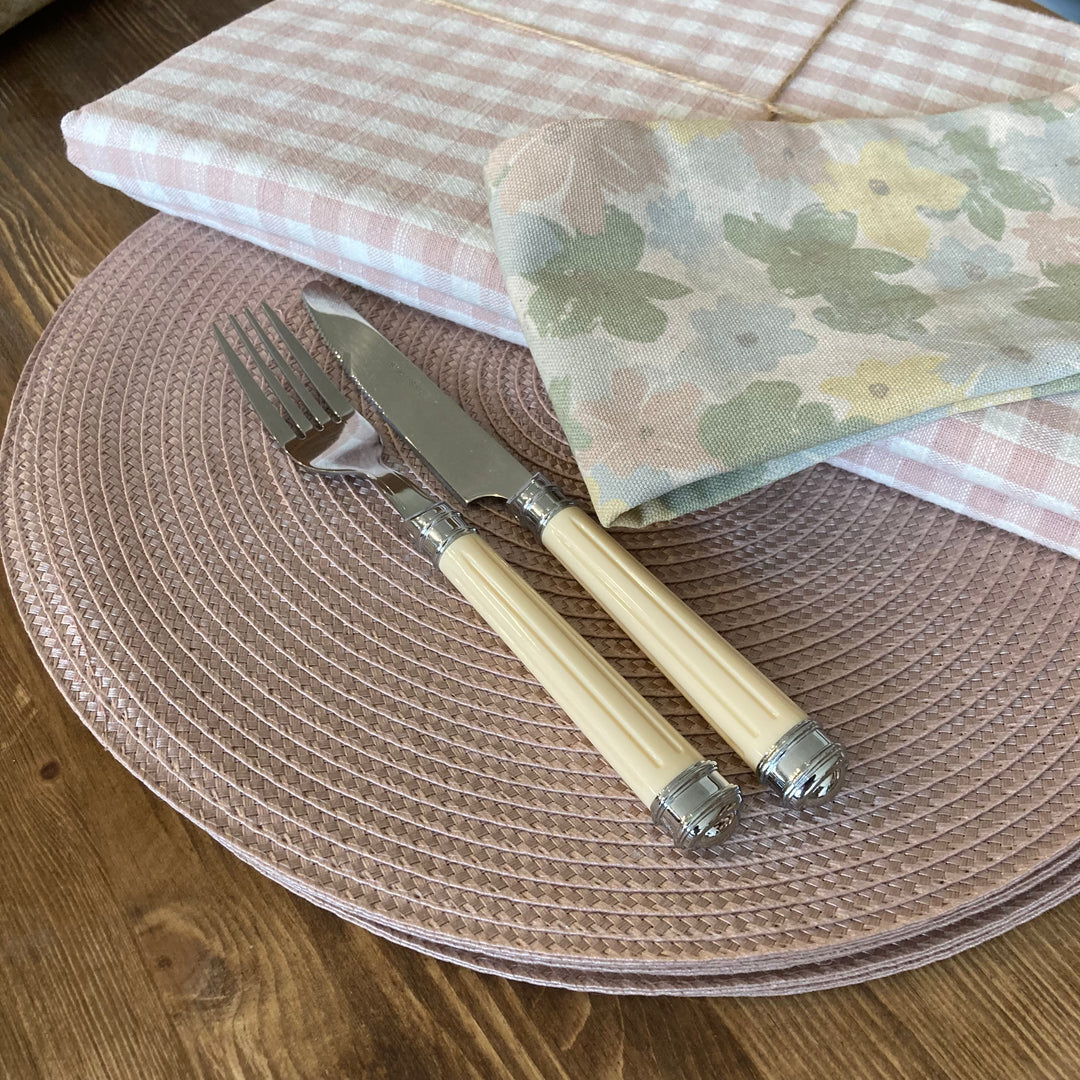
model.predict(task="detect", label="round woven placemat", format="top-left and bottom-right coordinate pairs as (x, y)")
top-left (4, 215), bottom-right (1080, 996)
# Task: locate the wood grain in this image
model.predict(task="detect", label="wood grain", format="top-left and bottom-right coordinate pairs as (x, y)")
top-left (3, 1), bottom-right (1080, 1077)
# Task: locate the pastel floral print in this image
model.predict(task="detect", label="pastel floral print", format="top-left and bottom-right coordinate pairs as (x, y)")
top-left (684, 130), bottom-right (764, 192)
top-left (920, 308), bottom-right (1080, 388)
top-left (926, 237), bottom-right (1016, 290)
top-left (645, 190), bottom-right (716, 264)
top-left (738, 122), bottom-right (829, 183)
top-left (662, 117), bottom-right (734, 145)
top-left (686, 131), bottom-right (818, 215)
top-left (698, 381), bottom-right (873, 469)
top-left (485, 118), bottom-right (666, 234)
top-left (486, 90), bottom-right (1080, 527)
top-left (820, 355), bottom-right (970, 425)
top-left (523, 206), bottom-right (690, 342)
top-left (1017, 263), bottom-right (1080, 324)
top-left (576, 369), bottom-right (710, 477)
top-left (546, 376), bottom-right (592, 452)
top-left (814, 140), bottom-right (968, 257)
top-left (1011, 86), bottom-right (1080, 121)
top-left (723, 204), bottom-right (935, 339)
top-left (1003, 128), bottom-right (1080, 208)
top-left (583, 472), bottom-right (631, 527)
top-left (1012, 214), bottom-right (1080, 265)
top-left (939, 127), bottom-right (1053, 240)
top-left (909, 122), bottom-right (1054, 241)
top-left (685, 297), bottom-right (815, 374)
top-left (485, 209), bottom-right (567, 277)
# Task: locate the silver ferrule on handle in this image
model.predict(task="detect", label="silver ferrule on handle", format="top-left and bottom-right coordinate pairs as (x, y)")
top-left (650, 760), bottom-right (742, 851)
top-left (508, 473), bottom-right (576, 536)
top-left (756, 719), bottom-right (847, 806)
top-left (409, 502), bottom-right (476, 565)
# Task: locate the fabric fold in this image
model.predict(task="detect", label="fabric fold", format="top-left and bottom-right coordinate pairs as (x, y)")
top-left (486, 93), bottom-right (1080, 526)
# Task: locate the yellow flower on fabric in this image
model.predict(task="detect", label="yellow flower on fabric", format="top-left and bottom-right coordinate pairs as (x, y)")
top-left (663, 117), bottom-right (734, 145)
top-left (814, 141), bottom-right (967, 258)
top-left (820, 355), bottom-right (971, 425)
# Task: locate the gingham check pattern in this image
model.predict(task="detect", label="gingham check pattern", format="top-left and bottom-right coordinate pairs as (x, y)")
top-left (60, 0), bottom-right (1080, 554)
top-left (837, 396), bottom-right (1080, 557)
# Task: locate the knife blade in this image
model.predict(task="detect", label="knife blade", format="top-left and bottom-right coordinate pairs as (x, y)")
top-left (302, 282), bottom-right (847, 806)
top-left (297, 285), bottom-right (532, 503)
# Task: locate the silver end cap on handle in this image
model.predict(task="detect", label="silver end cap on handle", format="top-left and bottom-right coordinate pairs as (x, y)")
top-left (756, 719), bottom-right (847, 806)
top-left (507, 474), bottom-right (576, 536)
top-left (650, 760), bottom-right (742, 851)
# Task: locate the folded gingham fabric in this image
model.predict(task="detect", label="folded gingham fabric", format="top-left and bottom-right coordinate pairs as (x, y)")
top-left (838, 394), bottom-right (1080, 555)
top-left (64, 0), bottom-right (814, 340)
top-left (59, 0), bottom-right (1080, 551)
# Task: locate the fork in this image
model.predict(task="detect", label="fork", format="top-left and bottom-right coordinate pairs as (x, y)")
top-left (214, 302), bottom-right (743, 850)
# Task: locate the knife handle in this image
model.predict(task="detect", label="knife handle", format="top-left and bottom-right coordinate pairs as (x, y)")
top-left (537, 506), bottom-right (846, 805)
top-left (432, 528), bottom-right (741, 849)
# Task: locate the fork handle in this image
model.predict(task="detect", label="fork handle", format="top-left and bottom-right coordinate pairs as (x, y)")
top-left (433, 529), bottom-right (741, 850)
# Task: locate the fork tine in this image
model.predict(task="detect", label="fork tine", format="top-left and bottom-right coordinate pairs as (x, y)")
top-left (214, 325), bottom-right (300, 447)
top-left (260, 301), bottom-right (355, 421)
top-left (230, 314), bottom-right (325, 429)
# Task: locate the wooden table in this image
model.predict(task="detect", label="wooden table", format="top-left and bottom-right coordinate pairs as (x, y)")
top-left (3, 1), bottom-right (1080, 1076)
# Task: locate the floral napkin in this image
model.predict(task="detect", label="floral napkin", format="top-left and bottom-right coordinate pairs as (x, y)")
top-left (486, 88), bottom-right (1080, 527)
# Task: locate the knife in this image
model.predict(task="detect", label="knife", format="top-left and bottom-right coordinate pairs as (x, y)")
top-left (302, 282), bottom-right (847, 806)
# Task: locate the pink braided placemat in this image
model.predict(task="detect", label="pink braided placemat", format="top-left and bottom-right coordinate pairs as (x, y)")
top-left (4, 214), bottom-right (1080, 994)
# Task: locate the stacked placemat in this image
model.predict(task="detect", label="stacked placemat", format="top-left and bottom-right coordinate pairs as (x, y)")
top-left (3, 215), bottom-right (1080, 994)
top-left (4, 0), bottom-right (1080, 995)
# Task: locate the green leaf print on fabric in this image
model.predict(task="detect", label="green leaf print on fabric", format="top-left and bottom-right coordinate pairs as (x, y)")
top-left (960, 189), bottom-right (1006, 240)
top-left (698, 380), bottom-right (874, 468)
top-left (524, 206), bottom-right (691, 342)
top-left (723, 205), bottom-right (935, 339)
top-left (941, 127), bottom-right (1054, 238)
top-left (1010, 98), bottom-right (1069, 123)
top-left (1015, 263), bottom-right (1080, 323)
top-left (485, 95), bottom-right (1080, 530)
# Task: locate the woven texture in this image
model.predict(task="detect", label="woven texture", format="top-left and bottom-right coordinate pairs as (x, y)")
top-left (5, 214), bottom-right (1080, 995)
top-left (837, 397), bottom-right (1080, 557)
top-left (62, 0), bottom-right (815, 341)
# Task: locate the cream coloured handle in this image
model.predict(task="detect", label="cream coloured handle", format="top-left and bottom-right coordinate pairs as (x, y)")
top-left (540, 507), bottom-right (807, 768)
top-left (437, 531), bottom-right (704, 806)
